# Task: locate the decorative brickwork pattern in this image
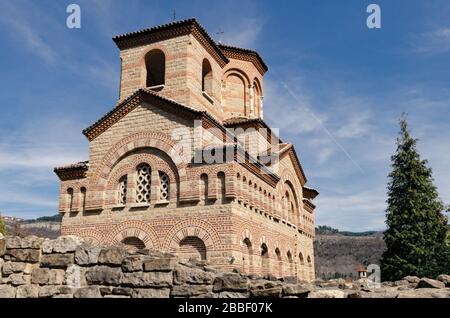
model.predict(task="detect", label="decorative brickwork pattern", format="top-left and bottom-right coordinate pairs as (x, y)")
top-left (54, 19), bottom-right (318, 281)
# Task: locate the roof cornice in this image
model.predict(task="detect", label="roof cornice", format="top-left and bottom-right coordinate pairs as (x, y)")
top-left (303, 186), bottom-right (319, 200)
top-left (218, 44), bottom-right (268, 75)
top-left (277, 144), bottom-right (308, 185)
top-left (223, 117), bottom-right (283, 145)
top-left (83, 89), bottom-right (205, 142)
top-left (54, 161), bottom-right (89, 181)
top-left (113, 18), bottom-right (229, 67)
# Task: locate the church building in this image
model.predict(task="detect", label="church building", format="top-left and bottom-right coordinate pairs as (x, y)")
top-left (54, 19), bottom-right (318, 281)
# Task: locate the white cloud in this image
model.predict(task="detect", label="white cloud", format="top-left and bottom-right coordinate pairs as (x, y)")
top-left (410, 27), bottom-right (450, 55)
top-left (0, 116), bottom-right (87, 171)
top-left (335, 112), bottom-right (371, 139)
top-left (0, 185), bottom-right (56, 209)
top-left (315, 189), bottom-right (388, 231)
top-left (0, 115), bottom-right (87, 217)
top-left (265, 78), bottom-right (327, 136)
top-left (219, 18), bottom-right (264, 48)
top-left (0, 0), bottom-right (119, 92)
top-left (0, 1), bottom-right (57, 64)
top-left (316, 147), bottom-right (335, 165)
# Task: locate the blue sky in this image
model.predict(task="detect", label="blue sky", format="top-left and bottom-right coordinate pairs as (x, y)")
top-left (0, 0), bottom-right (449, 231)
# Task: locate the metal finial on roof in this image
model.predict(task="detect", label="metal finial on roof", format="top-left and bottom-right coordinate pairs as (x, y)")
top-left (172, 9), bottom-right (176, 22)
top-left (216, 29), bottom-right (225, 44)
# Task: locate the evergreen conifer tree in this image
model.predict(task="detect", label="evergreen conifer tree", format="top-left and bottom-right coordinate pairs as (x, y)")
top-left (0, 212), bottom-right (7, 236)
top-left (381, 115), bottom-right (448, 281)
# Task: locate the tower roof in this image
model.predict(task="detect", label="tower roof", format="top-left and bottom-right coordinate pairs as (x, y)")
top-left (113, 18), bottom-right (229, 67)
top-left (218, 44), bottom-right (268, 75)
top-left (112, 18), bottom-right (269, 73)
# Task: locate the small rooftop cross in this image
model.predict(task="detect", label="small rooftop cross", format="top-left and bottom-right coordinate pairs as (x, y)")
top-left (216, 29), bottom-right (225, 44)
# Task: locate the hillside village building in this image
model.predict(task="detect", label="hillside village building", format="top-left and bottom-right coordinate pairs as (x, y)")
top-left (54, 19), bottom-right (318, 281)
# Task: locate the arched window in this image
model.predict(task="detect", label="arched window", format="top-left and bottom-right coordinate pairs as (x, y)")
top-left (290, 203), bottom-right (295, 223)
top-left (287, 251), bottom-right (293, 262)
top-left (307, 256), bottom-right (312, 267)
top-left (287, 251), bottom-right (294, 276)
top-left (159, 172), bottom-right (170, 202)
top-left (200, 174), bottom-right (208, 203)
top-left (275, 248), bottom-right (282, 261)
top-left (242, 238), bottom-right (253, 274)
top-left (275, 248), bottom-right (282, 278)
top-left (179, 236), bottom-right (207, 261)
top-left (145, 49), bottom-right (165, 88)
top-left (252, 80), bottom-right (261, 117)
top-left (217, 172), bottom-right (226, 203)
top-left (282, 192), bottom-right (290, 221)
top-left (118, 175), bottom-right (127, 205)
top-left (80, 187), bottom-right (86, 211)
top-left (67, 188), bottom-right (74, 212)
top-left (261, 243), bottom-right (269, 275)
top-left (261, 243), bottom-right (269, 257)
top-left (284, 182), bottom-right (299, 226)
top-left (136, 164), bottom-right (151, 203)
top-left (202, 59), bottom-right (213, 96)
top-left (299, 252), bottom-right (305, 265)
top-left (224, 73), bottom-right (246, 116)
top-left (122, 237), bottom-right (145, 250)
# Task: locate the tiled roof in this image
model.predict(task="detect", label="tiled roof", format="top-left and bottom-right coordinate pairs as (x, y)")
top-left (54, 161), bottom-right (89, 181)
top-left (113, 18), bottom-right (228, 65)
top-left (217, 44), bottom-right (268, 72)
top-left (82, 88), bottom-right (223, 141)
top-left (303, 186), bottom-right (319, 199)
top-left (224, 119), bottom-right (308, 184)
top-left (54, 161), bottom-right (89, 172)
top-left (223, 117), bottom-right (254, 125)
top-left (224, 117), bottom-right (283, 144)
top-left (223, 117), bottom-right (269, 128)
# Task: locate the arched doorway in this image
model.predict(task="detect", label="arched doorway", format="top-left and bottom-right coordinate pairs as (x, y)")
top-left (178, 236), bottom-right (207, 262)
top-left (121, 237), bottom-right (146, 249)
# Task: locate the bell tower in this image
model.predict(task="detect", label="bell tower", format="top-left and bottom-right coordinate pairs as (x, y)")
top-left (113, 19), bottom-right (228, 120)
top-left (113, 19), bottom-right (268, 123)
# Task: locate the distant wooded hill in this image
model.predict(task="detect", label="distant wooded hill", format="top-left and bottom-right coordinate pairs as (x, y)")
top-left (315, 225), bottom-right (383, 237)
top-left (22, 214), bottom-right (62, 223)
top-left (3, 214), bottom-right (61, 239)
top-left (314, 225), bottom-right (385, 279)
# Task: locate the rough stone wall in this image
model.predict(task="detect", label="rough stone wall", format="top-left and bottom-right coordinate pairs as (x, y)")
top-left (2, 235), bottom-right (449, 298)
top-left (0, 235), bottom-right (313, 298)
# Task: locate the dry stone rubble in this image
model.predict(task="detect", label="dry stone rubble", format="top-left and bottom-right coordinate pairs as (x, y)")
top-left (1, 235), bottom-right (449, 298)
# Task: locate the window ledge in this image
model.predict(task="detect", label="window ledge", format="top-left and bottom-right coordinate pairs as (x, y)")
top-left (147, 84), bottom-right (165, 92)
top-left (112, 204), bottom-right (126, 210)
top-left (155, 200), bottom-right (170, 206)
top-left (202, 91), bottom-right (215, 104)
top-left (131, 202), bottom-right (150, 208)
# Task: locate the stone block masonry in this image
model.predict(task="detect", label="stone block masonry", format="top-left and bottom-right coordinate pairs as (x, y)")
top-left (1, 235), bottom-right (450, 298)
